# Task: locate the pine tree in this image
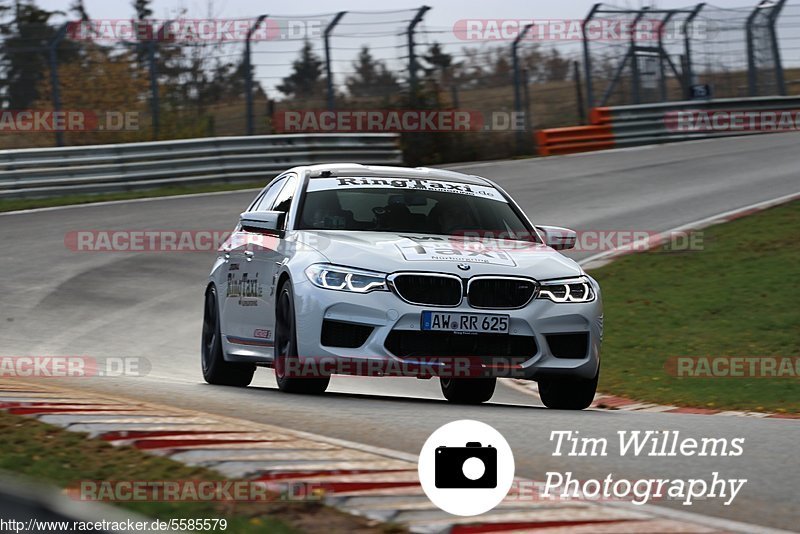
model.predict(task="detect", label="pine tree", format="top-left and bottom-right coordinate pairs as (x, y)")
top-left (0, 2), bottom-right (62, 109)
top-left (345, 46), bottom-right (399, 99)
top-left (277, 41), bottom-right (325, 99)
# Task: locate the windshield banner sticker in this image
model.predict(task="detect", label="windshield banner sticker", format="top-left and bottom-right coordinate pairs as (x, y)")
top-left (308, 177), bottom-right (507, 202)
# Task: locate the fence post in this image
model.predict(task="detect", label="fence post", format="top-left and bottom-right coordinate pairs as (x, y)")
top-left (48, 23), bottom-right (69, 147)
top-left (768, 0), bottom-right (788, 96)
top-left (147, 20), bottom-right (174, 141)
top-left (407, 5), bottom-right (431, 107)
top-left (746, 3), bottom-right (761, 96)
top-left (574, 61), bottom-right (586, 124)
top-left (657, 12), bottom-right (675, 102)
top-left (245, 15), bottom-right (268, 135)
top-left (522, 68), bottom-right (532, 151)
top-left (324, 12), bottom-right (347, 111)
top-left (582, 4), bottom-right (602, 110)
top-left (512, 23), bottom-right (533, 154)
top-left (450, 84), bottom-right (460, 108)
top-left (682, 3), bottom-right (705, 98)
top-left (147, 40), bottom-right (158, 139)
top-left (630, 8), bottom-right (648, 105)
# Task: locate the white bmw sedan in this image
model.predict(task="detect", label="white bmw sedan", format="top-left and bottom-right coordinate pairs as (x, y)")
top-left (202, 164), bottom-right (602, 408)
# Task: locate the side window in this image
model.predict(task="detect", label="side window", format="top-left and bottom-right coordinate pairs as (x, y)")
top-left (251, 177), bottom-right (286, 212)
top-left (271, 174), bottom-right (298, 215)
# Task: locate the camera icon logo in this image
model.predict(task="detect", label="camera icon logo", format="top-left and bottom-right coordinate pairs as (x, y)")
top-left (419, 420), bottom-right (515, 516)
top-left (435, 442), bottom-right (497, 489)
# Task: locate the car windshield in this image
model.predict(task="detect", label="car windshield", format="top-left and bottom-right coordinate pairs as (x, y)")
top-left (299, 177), bottom-right (538, 242)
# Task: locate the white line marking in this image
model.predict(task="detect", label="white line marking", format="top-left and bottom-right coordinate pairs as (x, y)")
top-left (579, 190), bottom-right (800, 270)
top-left (0, 187), bottom-right (262, 217)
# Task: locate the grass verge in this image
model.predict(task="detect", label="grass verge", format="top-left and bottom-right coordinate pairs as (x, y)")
top-left (0, 181), bottom-right (265, 213)
top-left (591, 200), bottom-right (800, 413)
top-left (0, 411), bottom-right (401, 533)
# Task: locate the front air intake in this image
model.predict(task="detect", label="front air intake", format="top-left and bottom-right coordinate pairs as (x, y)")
top-left (390, 274), bottom-right (463, 307)
top-left (467, 277), bottom-right (538, 309)
top-left (321, 320), bottom-right (373, 348)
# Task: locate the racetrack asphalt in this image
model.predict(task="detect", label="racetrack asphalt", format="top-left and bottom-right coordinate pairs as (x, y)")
top-left (1, 132), bottom-right (799, 530)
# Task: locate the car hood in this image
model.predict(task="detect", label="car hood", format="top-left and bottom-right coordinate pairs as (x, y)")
top-left (296, 230), bottom-right (582, 280)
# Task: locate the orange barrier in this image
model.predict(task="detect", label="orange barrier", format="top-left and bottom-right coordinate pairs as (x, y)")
top-left (536, 124), bottom-right (614, 156)
top-left (536, 107), bottom-right (615, 156)
top-left (589, 107), bottom-right (612, 125)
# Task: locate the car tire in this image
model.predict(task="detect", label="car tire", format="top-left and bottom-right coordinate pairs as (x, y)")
top-left (538, 372), bottom-right (598, 410)
top-left (274, 280), bottom-right (330, 395)
top-left (201, 285), bottom-right (255, 387)
top-left (440, 377), bottom-right (496, 404)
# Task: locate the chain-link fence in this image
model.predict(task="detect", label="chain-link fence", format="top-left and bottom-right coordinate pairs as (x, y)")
top-left (0, 1), bottom-right (798, 161)
top-left (586, 1), bottom-right (793, 108)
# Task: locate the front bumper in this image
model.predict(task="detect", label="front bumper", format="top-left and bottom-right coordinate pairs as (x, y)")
top-left (292, 277), bottom-right (602, 381)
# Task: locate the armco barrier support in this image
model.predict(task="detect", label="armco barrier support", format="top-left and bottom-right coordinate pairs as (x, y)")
top-left (0, 133), bottom-right (402, 199)
top-left (537, 95), bottom-right (800, 156)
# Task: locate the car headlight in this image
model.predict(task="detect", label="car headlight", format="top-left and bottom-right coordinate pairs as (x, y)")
top-left (305, 264), bottom-right (388, 293)
top-left (537, 276), bottom-right (596, 303)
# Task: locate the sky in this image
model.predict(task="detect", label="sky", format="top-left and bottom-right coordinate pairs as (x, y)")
top-left (34, 0), bottom-right (763, 26)
top-left (29, 0), bottom-right (791, 95)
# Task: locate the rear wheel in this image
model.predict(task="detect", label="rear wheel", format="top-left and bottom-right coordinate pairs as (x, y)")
top-left (201, 286), bottom-right (255, 387)
top-left (274, 280), bottom-right (329, 395)
top-left (440, 377), bottom-right (496, 404)
top-left (538, 372), bottom-right (598, 410)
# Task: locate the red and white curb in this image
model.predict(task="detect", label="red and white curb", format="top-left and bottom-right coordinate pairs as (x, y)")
top-left (504, 380), bottom-right (800, 420)
top-left (0, 379), bottom-right (792, 534)
top-left (578, 191), bottom-right (800, 271)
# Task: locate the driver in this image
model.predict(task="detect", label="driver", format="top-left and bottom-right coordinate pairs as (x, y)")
top-left (431, 200), bottom-right (478, 234)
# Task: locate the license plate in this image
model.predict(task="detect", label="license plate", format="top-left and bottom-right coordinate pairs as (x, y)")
top-left (421, 311), bottom-right (509, 334)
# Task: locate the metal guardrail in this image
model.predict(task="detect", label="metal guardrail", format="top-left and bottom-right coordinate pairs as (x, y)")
top-left (0, 133), bottom-right (403, 199)
top-left (600, 95), bottom-right (800, 148)
top-left (536, 96), bottom-right (800, 155)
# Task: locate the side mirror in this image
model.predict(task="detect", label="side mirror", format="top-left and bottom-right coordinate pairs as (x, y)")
top-left (240, 211), bottom-right (285, 235)
top-left (537, 225), bottom-right (577, 250)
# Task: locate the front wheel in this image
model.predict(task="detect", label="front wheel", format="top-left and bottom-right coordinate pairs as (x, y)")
top-left (274, 280), bottom-right (329, 395)
top-left (538, 372), bottom-right (598, 410)
top-left (201, 286), bottom-right (255, 387)
top-left (440, 377), bottom-right (496, 404)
